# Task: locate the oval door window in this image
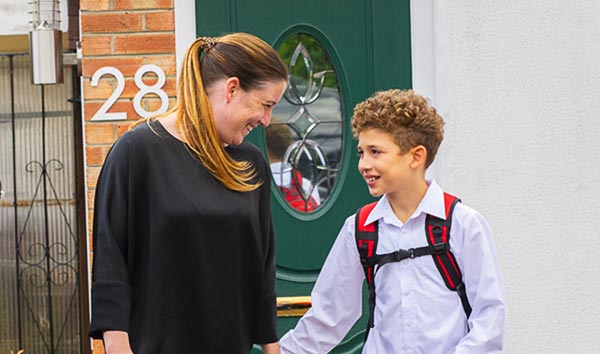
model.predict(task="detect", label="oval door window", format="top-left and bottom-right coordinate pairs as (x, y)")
top-left (266, 32), bottom-right (344, 213)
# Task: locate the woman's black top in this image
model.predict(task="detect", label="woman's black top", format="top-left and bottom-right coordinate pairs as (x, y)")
top-left (89, 120), bottom-right (277, 353)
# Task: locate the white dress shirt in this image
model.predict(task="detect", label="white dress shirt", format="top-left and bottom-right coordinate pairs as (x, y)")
top-left (279, 180), bottom-right (506, 354)
top-left (270, 161), bottom-right (321, 204)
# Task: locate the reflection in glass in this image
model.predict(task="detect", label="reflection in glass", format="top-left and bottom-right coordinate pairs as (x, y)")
top-left (267, 32), bottom-right (343, 213)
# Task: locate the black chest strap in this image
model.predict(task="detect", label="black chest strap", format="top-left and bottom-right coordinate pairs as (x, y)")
top-left (355, 193), bottom-right (471, 341)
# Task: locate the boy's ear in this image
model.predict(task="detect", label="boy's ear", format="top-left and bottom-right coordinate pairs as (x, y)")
top-left (410, 145), bottom-right (428, 169)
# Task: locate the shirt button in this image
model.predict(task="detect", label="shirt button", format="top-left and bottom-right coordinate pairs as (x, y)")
top-left (401, 228), bottom-right (408, 234)
top-left (406, 321), bottom-right (413, 327)
top-left (403, 290), bottom-right (410, 296)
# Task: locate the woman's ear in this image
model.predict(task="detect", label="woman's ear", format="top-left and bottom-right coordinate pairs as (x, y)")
top-left (225, 77), bottom-right (240, 102)
top-left (410, 145), bottom-right (428, 169)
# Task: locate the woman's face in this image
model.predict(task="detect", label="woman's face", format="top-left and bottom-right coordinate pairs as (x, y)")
top-left (211, 79), bottom-right (287, 146)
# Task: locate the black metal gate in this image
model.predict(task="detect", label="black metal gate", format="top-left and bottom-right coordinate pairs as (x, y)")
top-left (0, 53), bottom-right (89, 354)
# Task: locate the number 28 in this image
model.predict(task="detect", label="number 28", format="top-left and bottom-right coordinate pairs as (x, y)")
top-left (90, 65), bottom-right (169, 121)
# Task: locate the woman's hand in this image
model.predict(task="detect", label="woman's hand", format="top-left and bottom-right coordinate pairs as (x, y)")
top-left (103, 330), bottom-right (134, 354)
top-left (261, 342), bottom-right (281, 354)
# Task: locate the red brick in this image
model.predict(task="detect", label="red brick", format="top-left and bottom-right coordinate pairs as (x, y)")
top-left (143, 55), bottom-right (177, 76)
top-left (146, 97), bottom-right (176, 112)
top-left (80, 0), bottom-right (110, 11)
top-left (136, 97), bottom-right (174, 118)
top-left (114, 0), bottom-right (173, 10)
top-left (114, 34), bottom-right (175, 54)
top-left (83, 77), bottom-right (118, 100)
top-left (81, 12), bottom-right (143, 33)
top-left (87, 210), bottom-right (94, 235)
top-left (144, 11), bottom-right (174, 31)
top-left (121, 75), bottom-right (176, 98)
top-left (87, 189), bottom-right (96, 211)
top-left (117, 122), bottom-right (135, 136)
top-left (85, 124), bottom-right (115, 144)
top-left (86, 145), bottom-right (112, 166)
top-left (82, 57), bottom-right (144, 77)
top-left (81, 36), bottom-right (111, 56)
top-left (87, 166), bottom-right (102, 189)
top-left (85, 101), bottom-right (139, 122)
top-left (121, 78), bottom-right (139, 99)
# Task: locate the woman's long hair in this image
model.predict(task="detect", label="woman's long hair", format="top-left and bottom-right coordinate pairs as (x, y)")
top-left (138, 33), bottom-right (287, 192)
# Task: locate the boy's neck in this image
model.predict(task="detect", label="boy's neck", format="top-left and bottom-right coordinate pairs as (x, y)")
top-left (386, 178), bottom-right (429, 224)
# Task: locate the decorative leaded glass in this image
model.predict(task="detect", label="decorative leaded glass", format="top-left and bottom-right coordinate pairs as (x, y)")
top-left (266, 32), bottom-right (343, 213)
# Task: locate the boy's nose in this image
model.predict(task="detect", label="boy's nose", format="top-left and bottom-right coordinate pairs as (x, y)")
top-left (358, 158), bottom-right (371, 172)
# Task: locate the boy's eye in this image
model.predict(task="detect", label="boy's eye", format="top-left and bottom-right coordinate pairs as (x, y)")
top-left (357, 149), bottom-right (364, 157)
top-left (371, 149), bottom-right (380, 155)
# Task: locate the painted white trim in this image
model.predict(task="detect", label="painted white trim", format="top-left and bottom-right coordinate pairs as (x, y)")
top-left (410, 0), bottom-right (436, 104)
top-left (410, 0), bottom-right (442, 183)
top-left (174, 0), bottom-right (197, 81)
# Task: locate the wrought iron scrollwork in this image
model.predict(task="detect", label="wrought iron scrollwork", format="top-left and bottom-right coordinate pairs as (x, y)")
top-left (16, 158), bottom-right (79, 353)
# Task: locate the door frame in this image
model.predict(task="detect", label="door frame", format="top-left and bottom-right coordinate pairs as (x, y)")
top-left (176, 0), bottom-right (443, 184)
top-left (175, 0), bottom-right (437, 107)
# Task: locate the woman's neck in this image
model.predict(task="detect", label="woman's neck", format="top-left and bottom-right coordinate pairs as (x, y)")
top-left (159, 112), bottom-right (184, 141)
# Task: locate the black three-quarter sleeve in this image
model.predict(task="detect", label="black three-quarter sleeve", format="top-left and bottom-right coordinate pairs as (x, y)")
top-left (252, 158), bottom-right (278, 344)
top-left (89, 136), bottom-right (133, 339)
top-left (89, 122), bottom-right (281, 352)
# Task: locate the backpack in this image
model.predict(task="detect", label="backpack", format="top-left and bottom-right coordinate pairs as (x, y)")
top-left (355, 193), bottom-right (472, 339)
top-left (278, 170), bottom-right (319, 212)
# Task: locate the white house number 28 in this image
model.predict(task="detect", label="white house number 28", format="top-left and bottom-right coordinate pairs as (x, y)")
top-left (90, 65), bottom-right (169, 121)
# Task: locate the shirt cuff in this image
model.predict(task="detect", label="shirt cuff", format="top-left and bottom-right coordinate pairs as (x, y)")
top-left (252, 293), bottom-right (278, 344)
top-left (89, 281), bottom-right (132, 339)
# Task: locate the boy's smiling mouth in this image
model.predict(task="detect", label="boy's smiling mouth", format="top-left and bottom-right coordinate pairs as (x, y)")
top-left (364, 175), bottom-right (380, 185)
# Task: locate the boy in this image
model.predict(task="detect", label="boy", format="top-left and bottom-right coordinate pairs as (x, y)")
top-left (279, 89), bottom-right (506, 354)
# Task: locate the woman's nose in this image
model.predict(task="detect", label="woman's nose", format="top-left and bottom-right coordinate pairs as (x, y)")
top-left (259, 109), bottom-right (272, 127)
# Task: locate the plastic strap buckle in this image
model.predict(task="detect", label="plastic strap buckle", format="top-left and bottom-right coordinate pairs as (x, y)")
top-left (432, 242), bottom-right (449, 254)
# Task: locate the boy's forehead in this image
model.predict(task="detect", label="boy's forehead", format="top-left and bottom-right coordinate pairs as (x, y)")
top-left (358, 128), bottom-right (397, 145)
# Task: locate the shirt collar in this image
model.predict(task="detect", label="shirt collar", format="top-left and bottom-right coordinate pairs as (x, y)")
top-left (417, 180), bottom-right (447, 220)
top-left (270, 161), bottom-right (291, 175)
top-left (363, 180), bottom-right (448, 227)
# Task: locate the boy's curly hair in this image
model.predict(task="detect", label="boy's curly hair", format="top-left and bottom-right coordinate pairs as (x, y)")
top-left (351, 89), bottom-right (444, 168)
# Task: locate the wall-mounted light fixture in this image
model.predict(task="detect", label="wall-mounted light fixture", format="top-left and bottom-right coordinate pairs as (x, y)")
top-left (29, 0), bottom-right (63, 84)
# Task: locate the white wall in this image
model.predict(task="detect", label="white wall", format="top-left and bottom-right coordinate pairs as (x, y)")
top-left (0, 0), bottom-right (68, 35)
top-left (425, 1), bottom-right (600, 352)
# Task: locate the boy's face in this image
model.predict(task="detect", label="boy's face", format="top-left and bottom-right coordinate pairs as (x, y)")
top-left (357, 128), bottom-right (413, 197)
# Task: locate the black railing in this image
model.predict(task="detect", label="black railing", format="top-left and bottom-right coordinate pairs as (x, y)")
top-left (0, 53), bottom-right (86, 354)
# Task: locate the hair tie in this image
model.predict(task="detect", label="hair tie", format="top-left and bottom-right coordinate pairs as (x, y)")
top-left (199, 37), bottom-right (217, 53)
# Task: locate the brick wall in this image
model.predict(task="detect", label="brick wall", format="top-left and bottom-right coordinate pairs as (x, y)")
top-left (80, 1), bottom-right (177, 352)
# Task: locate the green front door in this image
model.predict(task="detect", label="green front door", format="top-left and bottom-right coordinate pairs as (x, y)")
top-left (196, 1), bottom-right (411, 352)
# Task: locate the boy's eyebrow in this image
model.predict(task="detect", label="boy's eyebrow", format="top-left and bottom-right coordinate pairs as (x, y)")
top-left (358, 144), bottom-right (380, 149)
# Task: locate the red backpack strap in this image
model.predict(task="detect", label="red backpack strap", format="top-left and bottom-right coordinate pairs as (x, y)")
top-left (281, 170), bottom-right (319, 212)
top-left (425, 192), bottom-right (472, 318)
top-left (355, 202), bottom-right (378, 335)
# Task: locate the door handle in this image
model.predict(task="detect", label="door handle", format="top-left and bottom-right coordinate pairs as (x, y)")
top-left (276, 296), bottom-right (312, 317)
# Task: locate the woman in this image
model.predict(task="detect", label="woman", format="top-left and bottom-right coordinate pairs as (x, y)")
top-left (89, 33), bottom-right (288, 354)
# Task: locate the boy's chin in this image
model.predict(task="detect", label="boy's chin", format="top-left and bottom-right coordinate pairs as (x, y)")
top-left (368, 189), bottom-right (383, 197)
